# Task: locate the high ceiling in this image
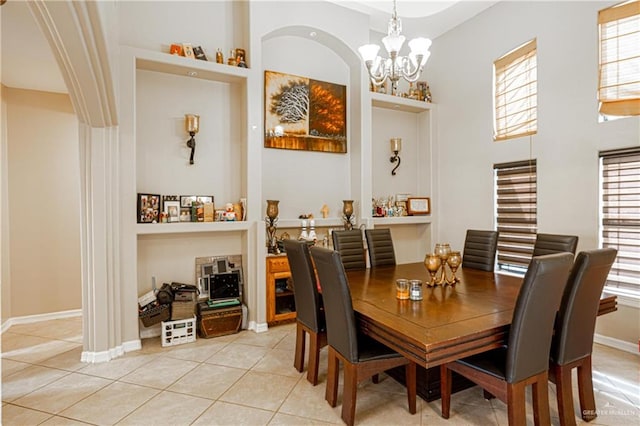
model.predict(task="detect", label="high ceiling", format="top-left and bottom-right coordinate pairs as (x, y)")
top-left (0, 1), bottom-right (497, 95)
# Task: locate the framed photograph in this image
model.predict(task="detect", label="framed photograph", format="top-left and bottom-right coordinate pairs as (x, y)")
top-left (407, 197), bottom-right (431, 215)
top-left (193, 46), bottom-right (207, 61)
top-left (182, 43), bottom-right (195, 59)
top-left (164, 201), bottom-right (180, 223)
top-left (137, 193), bottom-right (161, 223)
top-left (264, 70), bottom-right (347, 153)
top-left (179, 208), bottom-right (192, 222)
top-left (180, 195), bottom-right (214, 207)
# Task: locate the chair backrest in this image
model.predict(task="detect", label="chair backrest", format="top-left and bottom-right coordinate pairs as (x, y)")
top-left (332, 229), bottom-right (367, 270)
top-left (551, 248), bottom-right (617, 366)
top-left (461, 229), bottom-right (499, 272)
top-left (365, 228), bottom-right (396, 267)
top-left (310, 246), bottom-right (359, 363)
top-left (505, 252), bottom-right (573, 383)
top-left (283, 239), bottom-right (324, 333)
top-left (532, 233), bottom-right (579, 257)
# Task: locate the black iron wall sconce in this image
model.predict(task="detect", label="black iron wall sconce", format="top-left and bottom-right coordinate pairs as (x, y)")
top-left (185, 114), bottom-right (199, 165)
top-left (390, 137), bottom-right (402, 175)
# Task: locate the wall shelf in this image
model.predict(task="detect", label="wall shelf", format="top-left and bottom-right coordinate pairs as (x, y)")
top-left (136, 221), bottom-right (251, 235)
top-left (275, 218), bottom-right (345, 228)
top-left (372, 216), bottom-right (431, 225)
top-left (370, 92), bottom-right (434, 113)
top-left (133, 47), bottom-right (249, 84)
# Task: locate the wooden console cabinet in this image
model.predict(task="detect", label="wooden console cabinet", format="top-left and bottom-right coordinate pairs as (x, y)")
top-left (266, 256), bottom-right (296, 325)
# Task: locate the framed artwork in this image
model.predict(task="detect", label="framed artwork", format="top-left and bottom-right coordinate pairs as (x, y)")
top-left (137, 193), bottom-right (161, 223)
top-left (264, 70), bottom-right (347, 153)
top-left (407, 197), bottom-right (431, 215)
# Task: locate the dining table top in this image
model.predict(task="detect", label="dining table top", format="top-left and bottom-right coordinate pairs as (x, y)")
top-left (344, 262), bottom-right (616, 368)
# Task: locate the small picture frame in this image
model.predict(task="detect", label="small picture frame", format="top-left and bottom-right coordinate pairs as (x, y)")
top-left (137, 193), bottom-right (161, 223)
top-left (193, 46), bottom-right (208, 61)
top-left (180, 195), bottom-right (197, 207)
top-left (164, 201), bottom-right (180, 223)
top-left (179, 208), bottom-right (192, 222)
top-left (407, 197), bottom-right (431, 215)
top-left (182, 43), bottom-right (195, 59)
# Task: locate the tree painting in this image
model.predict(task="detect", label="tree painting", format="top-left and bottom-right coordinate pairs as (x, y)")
top-left (264, 70), bottom-right (347, 153)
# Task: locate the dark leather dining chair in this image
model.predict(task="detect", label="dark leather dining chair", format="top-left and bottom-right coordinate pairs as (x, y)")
top-left (364, 228), bottom-right (396, 267)
top-left (331, 229), bottom-right (367, 270)
top-left (310, 246), bottom-right (416, 426)
top-left (461, 229), bottom-right (499, 272)
top-left (283, 239), bottom-right (327, 386)
top-left (440, 252), bottom-right (574, 425)
top-left (532, 233), bottom-right (579, 257)
top-left (550, 248), bottom-right (617, 426)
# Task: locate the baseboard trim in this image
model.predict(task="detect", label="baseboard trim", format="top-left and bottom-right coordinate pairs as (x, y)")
top-left (594, 333), bottom-right (639, 355)
top-left (123, 339), bottom-right (142, 353)
top-left (1, 309), bottom-right (82, 334)
top-left (252, 321), bottom-right (268, 333)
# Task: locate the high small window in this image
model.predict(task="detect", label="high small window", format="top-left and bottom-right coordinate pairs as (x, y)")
top-left (493, 39), bottom-right (537, 141)
top-left (598, 1), bottom-right (640, 118)
top-left (494, 160), bottom-right (537, 273)
top-left (600, 149), bottom-right (640, 299)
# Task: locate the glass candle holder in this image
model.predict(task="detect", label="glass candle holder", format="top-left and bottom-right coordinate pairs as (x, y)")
top-left (396, 279), bottom-right (409, 300)
top-left (409, 279), bottom-right (423, 300)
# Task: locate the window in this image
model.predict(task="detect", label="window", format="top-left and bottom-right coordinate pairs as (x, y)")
top-left (598, 1), bottom-right (640, 117)
top-left (600, 149), bottom-right (640, 298)
top-left (494, 160), bottom-right (537, 273)
top-left (493, 39), bottom-right (537, 141)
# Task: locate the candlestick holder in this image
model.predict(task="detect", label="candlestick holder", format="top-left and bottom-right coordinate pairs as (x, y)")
top-left (266, 200), bottom-right (279, 254)
top-left (342, 200), bottom-right (354, 230)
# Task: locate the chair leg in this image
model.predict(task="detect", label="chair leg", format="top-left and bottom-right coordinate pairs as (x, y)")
top-left (532, 372), bottom-right (551, 426)
top-left (372, 374), bottom-right (380, 384)
top-left (554, 363), bottom-right (577, 426)
top-left (307, 331), bottom-right (320, 385)
top-left (507, 381), bottom-right (527, 426)
top-left (576, 356), bottom-right (597, 422)
top-left (405, 362), bottom-right (417, 414)
top-left (326, 347), bottom-right (339, 407)
top-left (341, 362), bottom-right (358, 426)
top-left (440, 364), bottom-right (452, 419)
top-left (294, 323), bottom-right (305, 373)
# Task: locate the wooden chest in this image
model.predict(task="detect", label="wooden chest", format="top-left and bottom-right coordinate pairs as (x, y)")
top-left (197, 304), bottom-right (242, 338)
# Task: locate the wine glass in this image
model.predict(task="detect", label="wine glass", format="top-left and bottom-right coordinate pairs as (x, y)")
top-left (424, 253), bottom-right (441, 287)
top-left (446, 251), bottom-right (462, 285)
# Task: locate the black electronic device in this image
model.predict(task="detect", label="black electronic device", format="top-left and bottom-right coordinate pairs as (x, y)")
top-left (209, 269), bottom-right (242, 302)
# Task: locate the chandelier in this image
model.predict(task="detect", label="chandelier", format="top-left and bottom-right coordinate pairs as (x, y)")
top-left (358, 0), bottom-right (432, 96)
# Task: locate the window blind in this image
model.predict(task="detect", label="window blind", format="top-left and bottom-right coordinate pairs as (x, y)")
top-left (601, 149), bottom-right (640, 297)
top-left (494, 160), bottom-right (537, 272)
top-left (598, 1), bottom-right (640, 117)
top-left (494, 39), bottom-right (537, 141)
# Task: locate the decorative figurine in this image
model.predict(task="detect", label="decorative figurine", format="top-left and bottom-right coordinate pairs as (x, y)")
top-left (321, 204), bottom-right (329, 218)
top-left (223, 203), bottom-right (236, 221)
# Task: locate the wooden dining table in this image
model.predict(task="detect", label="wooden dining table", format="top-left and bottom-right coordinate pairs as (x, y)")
top-left (345, 262), bottom-right (617, 400)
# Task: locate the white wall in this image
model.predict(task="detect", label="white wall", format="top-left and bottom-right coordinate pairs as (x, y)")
top-left (4, 87), bottom-right (81, 317)
top-left (261, 35), bottom-right (351, 220)
top-left (428, 1), bottom-right (640, 345)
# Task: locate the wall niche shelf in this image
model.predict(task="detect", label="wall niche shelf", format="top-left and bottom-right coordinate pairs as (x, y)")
top-left (370, 92), bottom-right (434, 113)
top-left (134, 48), bottom-right (249, 83)
top-left (136, 221), bottom-right (251, 235)
top-left (372, 216), bottom-right (431, 225)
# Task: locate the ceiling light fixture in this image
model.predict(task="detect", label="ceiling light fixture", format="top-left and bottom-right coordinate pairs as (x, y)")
top-left (358, 0), bottom-right (431, 96)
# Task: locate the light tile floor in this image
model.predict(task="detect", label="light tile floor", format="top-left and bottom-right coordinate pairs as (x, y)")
top-left (1, 317), bottom-right (639, 425)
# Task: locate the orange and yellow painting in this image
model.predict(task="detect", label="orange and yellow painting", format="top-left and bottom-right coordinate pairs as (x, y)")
top-left (264, 70), bottom-right (347, 153)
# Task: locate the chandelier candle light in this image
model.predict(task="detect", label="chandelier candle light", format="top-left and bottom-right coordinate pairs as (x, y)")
top-left (358, 0), bottom-right (432, 96)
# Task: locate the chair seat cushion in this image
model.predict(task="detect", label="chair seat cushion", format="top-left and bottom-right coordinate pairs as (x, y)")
top-left (456, 347), bottom-right (507, 381)
top-left (357, 334), bottom-right (403, 362)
